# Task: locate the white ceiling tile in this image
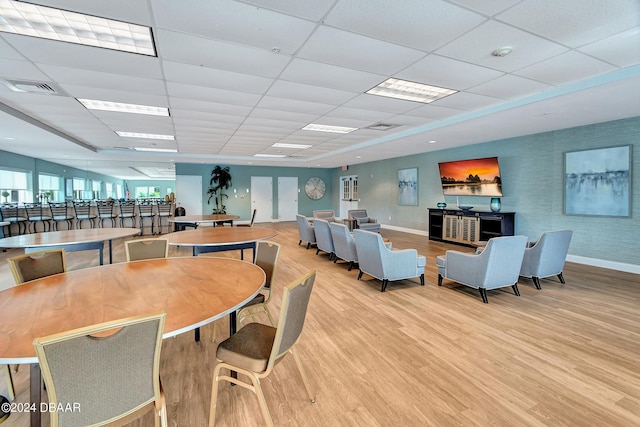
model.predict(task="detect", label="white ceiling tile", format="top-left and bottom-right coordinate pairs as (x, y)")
top-left (166, 82), bottom-right (261, 107)
top-left (266, 80), bottom-right (358, 105)
top-left (435, 91), bottom-right (505, 110)
top-left (23, 0), bottom-right (154, 26)
top-left (240, 0), bottom-right (336, 21)
top-left (497, 0), bottom-right (640, 48)
top-left (56, 84), bottom-right (169, 107)
top-left (324, 106), bottom-right (395, 123)
top-left (280, 59), bottom-right (386, 92)
top-left (343, 94), bottom-right (422, 114)
top-left (467, 74), bottom-right (552, 99)
top-left (155, 30), bottom-right (290, 78)
top-left (162, 61), bottom-right (273, 94)
top-left (249, 108), bottom-right (319, 124)
top-left (170, 109), bottom-right (245, 124)
top-left (325, 0), bottom-right (486, 51)
top-left (0, 58), bottom-right (51, 81)
top-left (515, 51), bottom-right (617, 86)
top-left (448, 0), bottom-right (522, 17)
top-left (0, 36), bottom-right (27, 60)
top-left (255, 96), bottom-right (336, 115)
top-left (396, 54), bottom-right (504, 90)
top-left (435, 20), bottom-right (568, 72)
top-left (578, 28), bottom-right (640, 68)
top-left (152, 0), bottom-right (315, 54)
top-left (297, 26), bottom-right (428, 75)
top-left (169, 97), bottom-right (253, 116)
top-left (404, 104), bottom-right (466, 120)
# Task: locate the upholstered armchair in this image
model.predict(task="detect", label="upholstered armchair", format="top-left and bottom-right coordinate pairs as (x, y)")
top-left (520, 230), bottom-right (573, 289)
top-left (436, 235), bottom-right (528, 303)
top-left (348, 209), bottom-right (380, 233)
top-left (329, 222), bottom-right (359, 271)
top-left (296, 214), bottom-right (316, 249)
top-left (313, 219), bottom-right (335, 260)
top-left (313, 210), bottom-right (336, 222)
top-left (353, 229), bottom-right (425, 292)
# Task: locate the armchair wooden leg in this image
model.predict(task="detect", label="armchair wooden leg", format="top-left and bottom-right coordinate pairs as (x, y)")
top-left (347, 261), bottom-right (354, 271)
top-left (306, 242), bottom-right (311, 249)
top-left (298, 239), bottom-right (302, 246)
top-left (532, 277), bottom-right (542, 290)
top-left (357, 271), bottom-right (363, 280)
top-left (479, 288), bottom-right (489, 303)
top-left (419, 274), bottom-right (424, 286)
top-left (512, 284), bottom-right (521, 296)
top-left (381, 279), bottom-right (388, 292)
top-left (438, 274), bottom-right (443, 286)
top-left (558, 272), bottom-right (565, 284)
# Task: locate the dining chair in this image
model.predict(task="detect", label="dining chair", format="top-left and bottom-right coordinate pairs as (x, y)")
top-left (236, 208), bottom-right (257, 227)
top-left (118, 200), bottom-right (138, 228)
top-left (125, 238), bottom-right (169, 262)
top-left (33, 312), bottom-right (168, 427)
top-left (72, 200), bottom-right (97, 229)
top-left (24, 202), bottom-right (53, 233)
top-left (49, 201), bottom-right (74, 231)
top-left (209, 270), bottom-right (317, 427)
top-left (8, 248), bottom-right (67, 284)
top-left (137, 200), bottom-right (157, 235)
top-left (0, 203), bottom-right (28, 236)
top-left (156, 200), bottom-right (173, 234)
top-left (96, 199), bottom-right (118, 228)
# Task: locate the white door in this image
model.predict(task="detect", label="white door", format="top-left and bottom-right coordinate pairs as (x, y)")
top-left (176, 175), bottom-right (202, 215)
top-left (251, 176), bottom-right (273, 223)
top-left (339, 175), bottom-right (359, 218)
top-left (277, 177), bottom-right (298, 221)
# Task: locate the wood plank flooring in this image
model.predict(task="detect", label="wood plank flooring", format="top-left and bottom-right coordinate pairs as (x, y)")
top-left (1, 222), bottom-right (639, 426)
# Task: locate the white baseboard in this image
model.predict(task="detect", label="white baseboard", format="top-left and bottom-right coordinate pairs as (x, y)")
top-left (380, 225), bottom-right (640, 274)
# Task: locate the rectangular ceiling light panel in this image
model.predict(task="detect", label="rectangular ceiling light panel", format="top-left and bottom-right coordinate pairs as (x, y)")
top-left (0, 0), bottom-right (155, 55)
top-left (366, 78), bottom-right (457, 103)
top-left (271, 142), bottom-right (312, 149)
top-left (133, 147), bottom-right (177, 153)
top-left (78, 99), bottom-right (169, 116)
top-left (116, 131), bottom-right (175, 140)
top-left (302, 123), bottom-right (358, 134)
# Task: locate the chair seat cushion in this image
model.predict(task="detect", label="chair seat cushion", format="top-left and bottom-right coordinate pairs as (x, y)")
top-left (217, 322), bottom-right (276, 372)
top-left (436, 255), bottom-right (447, 268)
top-left (357, 216), bottom-right (370, 223)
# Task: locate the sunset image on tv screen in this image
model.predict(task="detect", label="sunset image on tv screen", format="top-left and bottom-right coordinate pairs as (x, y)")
top-left (438, 157), bottom-right (503, 196)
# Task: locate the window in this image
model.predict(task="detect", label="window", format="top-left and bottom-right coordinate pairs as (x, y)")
top-left (136, 186), bottom-right (160, 198)
top-left (105, 182), bottom-right (114, 198)
top-left (0, 169), bottom-right (32, 203)
top-left (72, 178), bottom-right (86, 200)
top-left (38, 174), bottom-right (63, 202)
top-left (116, 184), bottom-right (123, 199)
top-left (92, 180), bottom-right (102, 199)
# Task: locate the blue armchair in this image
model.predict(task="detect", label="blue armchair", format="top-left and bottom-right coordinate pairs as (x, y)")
top-left (296, 214), bottom-right (316, 249)
top-left (436, 235), bottom-right (528, 303)
top-left (348, 209), bottom-right (380, 233)
top-left (353, 229), bottom-right (425, 292)
top-left (329, 222), bottom-right (358, 270)
top-left (520, 230), bottom-right (573, 289)
top-left (313, 219), bottom-right (335, 260)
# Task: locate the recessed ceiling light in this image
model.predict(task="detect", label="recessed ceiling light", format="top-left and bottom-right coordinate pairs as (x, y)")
top-left (116, 131), bottom-right (175, 140)
top-left (302, 123), bottom-right (358, 134)
top-left (429, 140), bottom-right (437, 144)
top-left (271, 142), bottom-right (312, 149)
top-left (78, 99), bottom-right (169, 116)
top-left (133, 147), bottom-right (177, 153)
top-left (0, 1), bottom-right (156, 56)
top-left (254, 154), bottom-right (287, 158)
top-left (491, 47), bottom-right (513, 57)
top-left (366, 78), bottom-right (457, 104)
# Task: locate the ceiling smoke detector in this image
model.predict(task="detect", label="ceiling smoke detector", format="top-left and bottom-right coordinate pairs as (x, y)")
top-left (491, 47), bottom-right (512, 57)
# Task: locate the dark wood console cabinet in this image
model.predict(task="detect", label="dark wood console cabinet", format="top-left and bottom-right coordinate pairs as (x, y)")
top-left (428, 208), bottom-right (515, 247)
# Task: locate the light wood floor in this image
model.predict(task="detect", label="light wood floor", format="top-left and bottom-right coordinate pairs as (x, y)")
top-left (1, 222), bottom-right (639, 426)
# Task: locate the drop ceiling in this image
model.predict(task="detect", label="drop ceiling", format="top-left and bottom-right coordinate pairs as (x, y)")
top-left (0, 0), bottom-right (638, 180)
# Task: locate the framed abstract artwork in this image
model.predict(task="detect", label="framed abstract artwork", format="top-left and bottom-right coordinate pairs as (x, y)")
top-left (398, 167), bottom-right (418, 206)
top-left (564, 145), bottom-right (631, 217)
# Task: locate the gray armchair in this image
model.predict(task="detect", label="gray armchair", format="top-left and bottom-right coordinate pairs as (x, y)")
top-left (296, 214), bottom-right (316, 249)
top-left (348, 209), bottom-right (380, 233)
top-left (353, 229), bottom-right (425, 292)
top-left (329, 222), bottom-right (359, 271)
top-left (313, 219), bottom-right (335, 260)
top-left (437, 235), bottom-right (528, 303)
top-left (313, 210), bottom-right (336, 222)
top-left (520, 230), bottom-right (573, 289)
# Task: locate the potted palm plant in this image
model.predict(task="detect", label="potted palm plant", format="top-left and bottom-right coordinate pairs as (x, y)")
top-left (207, 166), bottom-right (232, 214)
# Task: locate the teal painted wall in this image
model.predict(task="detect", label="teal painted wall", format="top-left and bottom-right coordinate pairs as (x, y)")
top-left (330, 116), bottom-right (640, 266)
top-left (175, 163), bottom-right (333, 221)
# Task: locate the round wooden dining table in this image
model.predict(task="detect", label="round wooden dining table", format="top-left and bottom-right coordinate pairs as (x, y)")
top-left (167, 226), bottom-right (278, 259)
top-left (0, 256), bottom-right (265, 427)
top-left (169, 214), bottom-right (241, 229)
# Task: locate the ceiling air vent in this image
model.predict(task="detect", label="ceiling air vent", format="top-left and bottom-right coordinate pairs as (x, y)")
top-left (366, 123), bottom-right (400, 131)
top-left (0, 78), bottom-right (66, 95)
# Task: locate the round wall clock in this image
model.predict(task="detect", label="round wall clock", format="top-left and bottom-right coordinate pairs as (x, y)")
top-left (305, 177), bottom-right (326, 200)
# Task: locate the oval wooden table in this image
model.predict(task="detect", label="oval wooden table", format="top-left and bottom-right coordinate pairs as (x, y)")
top-left (169, 214), bottom-right (241, 229)
top-left (167, 226), bottom-right (278, 260)
top-left (0, 228), bottom-right (141, 264)
top-left (0, 256), bottom-right (265, 427)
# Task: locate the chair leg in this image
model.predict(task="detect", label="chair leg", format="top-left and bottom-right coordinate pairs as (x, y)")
top-left (512, 284), bottom-right (521, 296)
top-left (357, 271), bottom-right (363, 280)
top-left (479, 288), bottom-right (488, 303)
top-left (306, 242), bottom-right (311, 249)
top-left (381, 279), bottom-right (388, 292)
top-left (290, 348), bottom-right (316, 403)
top-left (298, 239), bottom-right (302, 246)
top-left (420, 273), bottom-right (424, 286)
top-left (438, 274), bottom-right (443, 286)
top-left (532, 277), bottom-right (542, 290)
top-left (347, 261), bottom-right (353, 271)
top-left (558, 272), bottom-right (565, 284)
top-left (209, 365), bottom-right (222, 427)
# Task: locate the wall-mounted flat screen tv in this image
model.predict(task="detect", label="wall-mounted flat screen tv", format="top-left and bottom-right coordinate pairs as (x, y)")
top-left (438, 156), bottom-right (503, 196)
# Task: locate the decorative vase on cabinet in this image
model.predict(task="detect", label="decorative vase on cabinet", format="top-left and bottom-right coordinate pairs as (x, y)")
top-left (490, 197), bottom-right (501, 212)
